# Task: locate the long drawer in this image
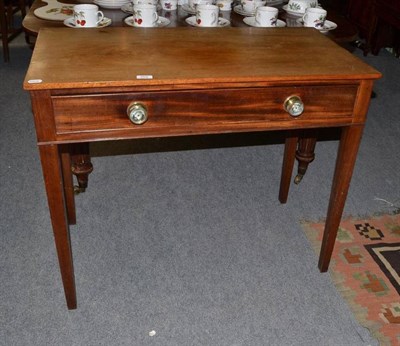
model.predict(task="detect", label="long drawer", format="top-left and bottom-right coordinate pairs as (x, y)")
top-left (52, 85), bottom-right (358, 139)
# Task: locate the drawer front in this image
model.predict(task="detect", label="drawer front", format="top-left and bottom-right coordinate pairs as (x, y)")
top-left (52, 85), bottom-right (358, 138)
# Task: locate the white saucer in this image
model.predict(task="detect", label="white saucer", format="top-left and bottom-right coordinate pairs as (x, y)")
top-left (181, 4), bottom-right (196, 14)
top-left (63, 17), bottom-right (112, 28)
top-left (282, 4), bottom-right (304, 16)
top-left (243, 17), bottom-right (286, 27)
top-left (124, 15), bottom-right (171, 27)
top-left (233, 4), bottom-right (255, 16)
top-left (296, 18), bottom-right (337, 33)
top-left (185, 16), bottom-right (230, 27)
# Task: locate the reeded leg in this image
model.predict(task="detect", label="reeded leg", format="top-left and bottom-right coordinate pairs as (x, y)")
top-left (279, 132), bottom-right (298, 204)
top-left (318, 125), bottom-right (364, 272)
top-left (60, 145), bottom-right (76, 225)
top-left (294, 131), bottom-right (318, 184)
top-left (39, 144), bottom-right (77, 309)
top-left (71, 143), bottom-right (93, 194)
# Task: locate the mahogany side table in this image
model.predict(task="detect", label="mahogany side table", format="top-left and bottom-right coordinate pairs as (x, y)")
top-left (24, 27), bottom-right (380, 309)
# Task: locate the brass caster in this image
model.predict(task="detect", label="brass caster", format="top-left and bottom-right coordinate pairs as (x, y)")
top-left (294, 174), bottom-right (303, 185)
top-left (74, 186), bottom-right (86, 195)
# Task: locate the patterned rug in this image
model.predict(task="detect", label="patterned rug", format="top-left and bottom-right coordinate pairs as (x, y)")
top-left (303, 213), bottom-right (400, 345)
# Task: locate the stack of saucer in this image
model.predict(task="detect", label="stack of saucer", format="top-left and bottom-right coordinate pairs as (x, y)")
top-left (94, 0), bottom-right (130, 9)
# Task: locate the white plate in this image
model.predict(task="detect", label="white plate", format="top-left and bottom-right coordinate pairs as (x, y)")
top-left (181, 4), bottom-right (196, 14)
top-left (282, 4), bottom-right (304, 16)
top-left (124, 15), bottom-right (171, 27)
top-left (94, 0), bottom-right (130, 8)
top-left (185, 16), bottom-right (230, 27)
top-left (34, 0), bottom-right (74, 21)
top-left (233, 5), bottom-right (255, 16)
top-left (243, 17), bottom-right (286, 27)
top-left (63, 17), bottom-right (112, 28)
top-left (296, 18), bottom-right (337, 33)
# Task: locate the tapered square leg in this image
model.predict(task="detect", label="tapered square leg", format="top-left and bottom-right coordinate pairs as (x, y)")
top-left (39, 144), bottom-right (77, 309)
top-left (318, 125), bottom-right (364, 272)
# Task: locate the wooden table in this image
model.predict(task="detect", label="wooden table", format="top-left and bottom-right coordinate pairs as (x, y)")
top-left (24, 27), bottom-right (379, 309)
top-left (23, 0), bottom-right (359, 187)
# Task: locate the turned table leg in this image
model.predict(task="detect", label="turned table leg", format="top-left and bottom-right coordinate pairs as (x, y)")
top-left (60, 145), bottom-right (76, 225)
top-left (279, 132), bottom-right (298, 204)
top-left (71, 143), bottom-right (93, 194)
top-left (294, 131), bottom-right (318, 184)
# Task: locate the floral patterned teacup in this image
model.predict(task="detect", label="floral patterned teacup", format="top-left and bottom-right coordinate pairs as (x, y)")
top-left (188, 0), bottom-right (212, 11)
top-left (195, 4), bottom-right (219, 26)
top-left (287, 0), bottom-right (318, 14)
top-left (302, 7), bottom-right (326, 28)
top-left (255, 6), bottom-right (278, 27)
top-left (132, 4), bottom-right (158, 27)
top-left (160, 0), bottom-right (178, 10)
top-left (241, 0), bottom-right (265, 14)
top-left (73, 4), bottom-right (104, 27)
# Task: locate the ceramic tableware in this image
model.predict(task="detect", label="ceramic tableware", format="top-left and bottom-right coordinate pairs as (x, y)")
top-left (287, 0), bottom-right (318, 14)
top-left (302, 7), bottom-right (326, 28)
top-left (124, 15), bottom-right (170, 26)
top-left (132, 3), bottom-right (158, 26)
top-left (240, 0), bottom-right (265, 14)
top-left (73, 4), bottom-right (104, 27)
top-left (195, 4), bottom-right (219, 26)
top-left (160, 0), bottom-right (178, 10)
top-left (216, 0), bottom-right (232, 11)
top-left (243, 16), bottom-right (285, 27)
top-left (255, 6), bottom-right (278, 27)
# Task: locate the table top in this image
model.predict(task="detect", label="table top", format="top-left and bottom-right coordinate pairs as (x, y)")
top-left (23, 0), bottom-right (358, 43)
top-left (24, 27), bottom-right (380, 91)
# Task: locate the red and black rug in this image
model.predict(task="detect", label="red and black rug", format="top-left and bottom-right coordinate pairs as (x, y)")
top-left (303, 213), bottom-right (400, 345)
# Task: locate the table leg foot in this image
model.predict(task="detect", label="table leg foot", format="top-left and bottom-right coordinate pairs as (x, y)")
top-left (71, 143), bottom-right (93, 194)
top-left (295, 132), bottom-right (317, 184)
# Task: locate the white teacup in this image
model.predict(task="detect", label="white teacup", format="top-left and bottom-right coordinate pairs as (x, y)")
top-left (216, 0), bottom-right (232, 11)
top-left (287, 0), bottom-right (318, 14)
top-left (73, 4), bottom-right (104, 27)
top-left (195, 4), bottom-right (219, 26)
top-left (160, 0), bottom-right (178, 10)
top-left (302, 7), bottom-right (326, 28)
top-left (132, 4), bottom-right (158, 27)
top-left (255, 6), bottom-right (278, 27)
top-left (188, 0), bottom-right (212, 10)
top-left (241, 0), bottom-right (265, 13)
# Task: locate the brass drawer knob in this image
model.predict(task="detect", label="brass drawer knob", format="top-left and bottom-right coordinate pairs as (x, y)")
top-left (284, 95), bottom-right (304, 117)
top-left (127, 102), bottom-right (148, 125)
